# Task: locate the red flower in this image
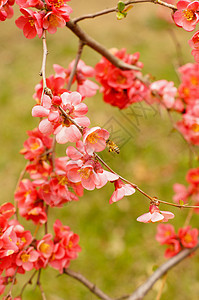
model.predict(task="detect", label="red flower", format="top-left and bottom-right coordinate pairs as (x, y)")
top-left (15, 8), bottom-right (43, 39)
top-left (137, 204), bottom-right (175, 223)
top-left (173, 0), bottom-right (199, 31)
top-left (178, 226), bottom-right (198, 248)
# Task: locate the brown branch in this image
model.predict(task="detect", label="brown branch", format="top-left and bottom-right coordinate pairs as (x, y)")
top-left (37, 269), bottom-right (47, 300)
top-left (73, 0), bottom-right (177, 23)
top-left (168, 28), bottom-right (184, 67)
top-left (127, 241), bottom-right (199, 300)
top-left (19, 270), bottom-right (37, 297)
top-left (65, 20), bottom-right (141, 71)
top-left (63, 268), bottom-right (113, 300)
top-left (94, 153), bottom-right (199, 209)
top-left (59, 105), bottom-right (84, 133)
top-left (67, 40), bottom-right (85, 90)
top-left (58, 107), bottom-right (199, 210)
top-left (40, 30), bottom-right (48, 105)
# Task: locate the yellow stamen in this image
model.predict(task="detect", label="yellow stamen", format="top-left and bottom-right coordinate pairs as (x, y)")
top-left (21, 253), bottom-right (30, 262)
top-left (183, 9), bottom-right (194, 21)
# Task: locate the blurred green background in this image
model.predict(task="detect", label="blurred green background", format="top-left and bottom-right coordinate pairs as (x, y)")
top-left (1, 0), bottom-right (199, 299)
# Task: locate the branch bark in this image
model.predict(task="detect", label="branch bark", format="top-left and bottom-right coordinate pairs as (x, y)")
top-left (73, 0), bottom-right (177, 23)
top-left (63, 268), bottom-right (113, 300)
top-left (65, 20), bottom-right (140, 71)
top-left (128, 241), bottom-right (199, 300)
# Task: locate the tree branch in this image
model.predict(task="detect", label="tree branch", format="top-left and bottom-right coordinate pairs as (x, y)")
top-left (73, 0), bottom-right (177, 23)
top-left (65, 20), bottom-right (141, 71)
top-left (63, 268), bottom-right (113, 300)
top-left (127, 241), bottom-right (199, 300)
top-left (40, 30), bottom-right (48, 105)
top-left (67, 40), bottom-right (85, 90)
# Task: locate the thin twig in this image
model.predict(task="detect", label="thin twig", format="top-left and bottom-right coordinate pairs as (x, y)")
top-left (168, 28), bottom-right (184, 68)
top-left (73, 0), bottom-right (177, 23)
top-left (59, 105), bottom-right (84, 133)
top-left (40, 30), bottom-right (48, 105)
top-left (37, 269), bottom-right (47, 300)
top-left (128, 241), bottom-right (199, 300)
top-left (183, 208), bottom-right (194, 227)
top-left (5, 268), bottom-right (18, 299)
top-left (67, 40), bottom-right (85, 90)
top-left (58, 106), bottom-right (199, 210)
top-left (19, 270), bottom-right (37, 297)
top-left (95, 153), bottom-right (199, 209)
top-left (65, 20), bottom-right (141, 71)
top-left (63, 268), bottom-right (113, 300)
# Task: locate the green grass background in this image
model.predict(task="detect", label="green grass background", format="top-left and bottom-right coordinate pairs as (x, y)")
top-left (0, 0), bottom-right (199, 299)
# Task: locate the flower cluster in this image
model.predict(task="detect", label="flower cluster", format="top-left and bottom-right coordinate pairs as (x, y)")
top-left (156, 224), bottom-right (198, 258)
top-left (32, 92), bottom-right (90, 144)
top-left (95, 48), bottom-right (148, 109)
top-left (0, 207), bottom-right (81, 296)
top-left (173, 167), bottom-right (199, 212)
top-left (53, 60), bottom-right (99, 99)
top-left (176, 63), bottom-right (199, 145)
top-left (15, 0), bottom-right (72, 38)
top-left (148, 79), bottom-right (179, 110)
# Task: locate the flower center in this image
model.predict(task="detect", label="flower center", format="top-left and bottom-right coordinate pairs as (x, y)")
top-left (87, 132), bottom-right (100, 144)
top-left (40, 242), bottom-right (50, 254)
top-left (183, 9), bottom-right (194, 21)
top-left (191, 123), bottom-right (199, 132)
top-left (21, 253), bottom-right (30, 262)
top-left (78, 167), bottom-right (91, 179)
top-left (49, 14), bottom-right (59, 27)
top-left (30, 142), bottom-right (40, 150)
top-left (29, 18), bottom-right (35, 27)
top-left (184, 233), bottom-right (193, 243)
top-left (117, 74), bottom-right (127, 84)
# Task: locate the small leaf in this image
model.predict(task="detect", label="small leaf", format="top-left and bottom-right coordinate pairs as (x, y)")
top-left (117, 1), bottom-right (125, 12)
top-left (179, 200), bottom-right (184, 206)
top-left (116, 12), bottom-right (125, 20)
top-left (152, 264), bottom-right (159, 272)
top-left (123, 4), bottom-right (133, 12)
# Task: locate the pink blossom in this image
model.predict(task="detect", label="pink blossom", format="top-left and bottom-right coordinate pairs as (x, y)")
top-left (173, 0), bottom-right (199, 32)
top-left (33, 92), bottom-right (90, 144)
top-left (83, 127), bottom-right (109, 155)
top-left (15, 8), bottom-right (43, 39)
top-left (156, 224), bottom-right (176, 244)
top-left (43, 11), bottom-right (66, 34)
top-left (186, 167), bottom-right (199, 185)
top-left (173, 183), bottom-right (189, 203)
top-left (164, 239), bottom-right (181, 258)
top-left (178, 226), bottom-right (198, 248)
top-left (16, 247), bottom-right (39, 271)
top-left (189, 30), bottom-right (199, 49)
top-left (137, 204), bottom-right (175, 223)
top-left (16, 0), bottom-right (44, 8)
top-left (37, 233), bottom-right (54, 259)
top-left (109, 179), bottom-right (135, 204)
top-left (54, 219), bottom-right (70, 241)
top-left (38, 177), bottom-right (78, 207)
top-left (54, 60), bottom-right (99, 99)
top-left (0, 202), bottom-right (15, 219)
top-left (150, 80), bottom-right (177, 109)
